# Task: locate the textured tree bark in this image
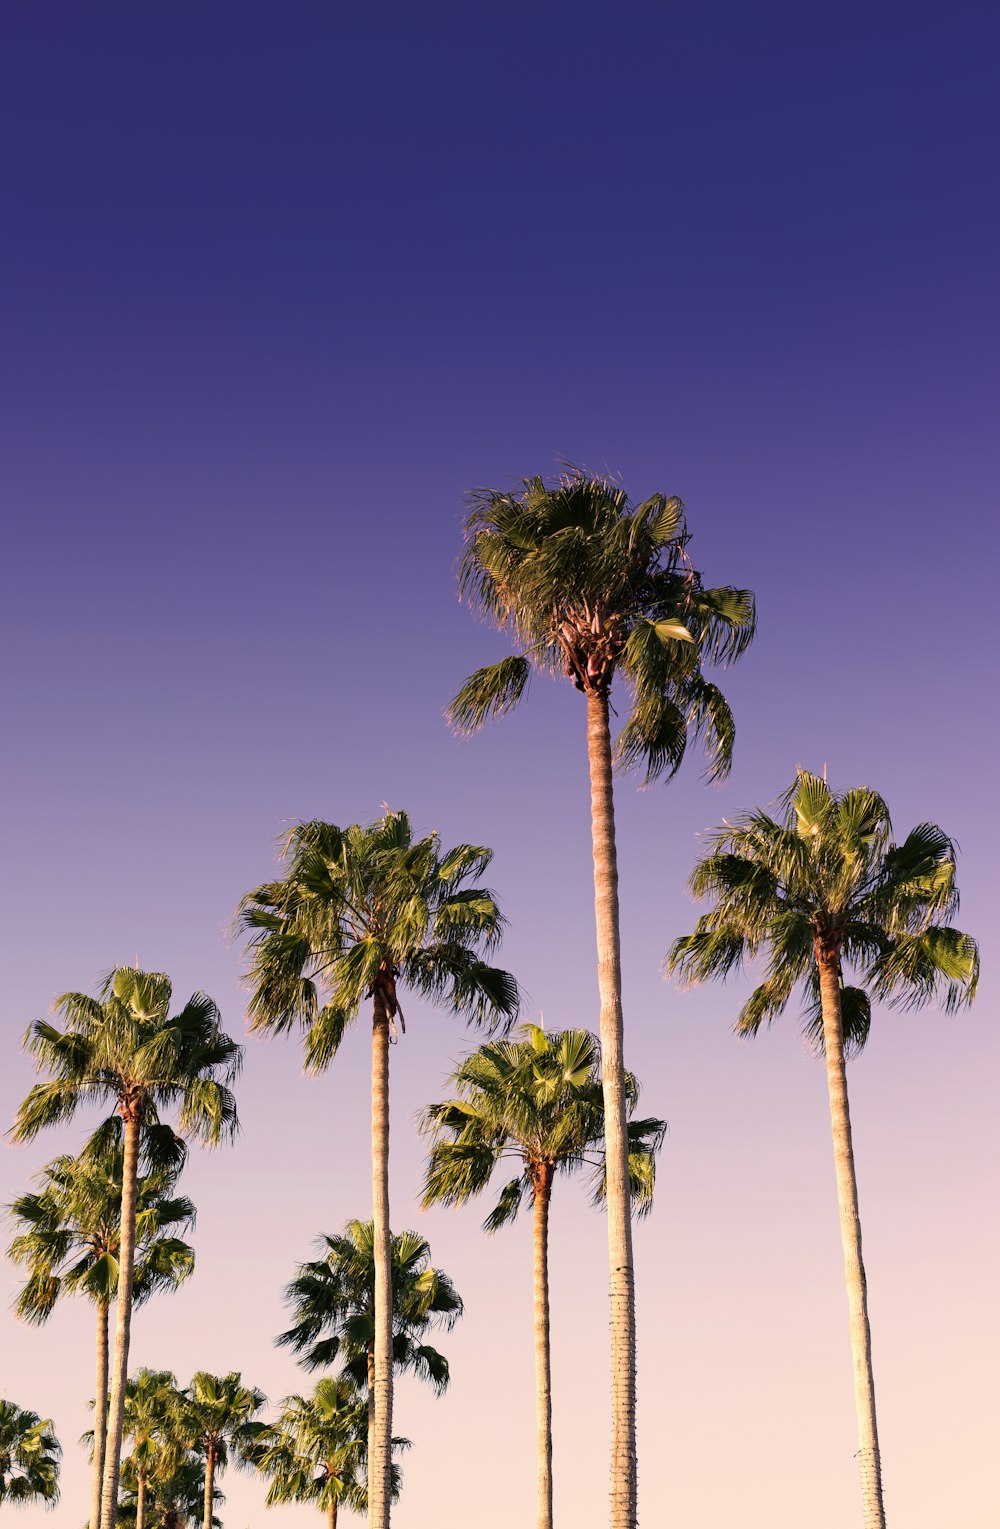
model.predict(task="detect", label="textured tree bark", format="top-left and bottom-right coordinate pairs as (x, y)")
top-left (90, 1300), bottom-right (110, 1529)
top-left (136, 1472), bottom-right (147, 1529)
top-left (818, 954), bottom-right (886, 1529)
top-left (329, 1497), bottom-right (338, 1529)
top-left (586, 689), bottom-right (637, 1529)
top-left (203, 1442), bottom-right (216, 1529)
top-left (532, 1164), bottom-right (554, 1529)
top-left (370, 992), bottom-right (393, 1529)
top-left (99, 1108), bottom-right (142, 1529)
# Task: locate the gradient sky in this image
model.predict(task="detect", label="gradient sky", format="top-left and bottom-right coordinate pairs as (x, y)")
top-left (2, 4), bottom-right (998, 1526)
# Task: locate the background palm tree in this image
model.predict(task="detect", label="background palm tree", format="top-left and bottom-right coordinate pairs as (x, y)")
top-left (278, 1218), bottom-right (461, 1492)
top-left (449, 467), bottom-right (754, 1529)
top-left (421, 1024), bottom-right (665, 1529)
top-left (118, 1369), bottom-right (186, 1529)
top-left (667, 770), bottom-right (979, 1529)
top-left (11, 965), bottom-right (242, 1529)
top-left (239, 811), bottom-right (517, 1529)
top-left (182, 1371), bottom-right (268, 1529)
top-left (119, 1451), bottom-right (223, 1529)
top-left (253, 1377), bottom-right (392, 1528)
top-left (0, 1399), bottom-right (60, 1508)
top-left (7, 1135), bottom-right (195, 1529)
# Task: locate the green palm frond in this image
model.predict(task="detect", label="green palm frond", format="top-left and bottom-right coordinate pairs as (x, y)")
top-left (668, 772), bottom-right (978, 1055)
top-left (421, 1024), bottom-right (665, 1227)
top-left (450, 467), bottom-right (755, 783)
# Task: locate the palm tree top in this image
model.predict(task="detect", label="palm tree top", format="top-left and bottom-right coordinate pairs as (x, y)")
top-left (278, 1219), bottom-right (462, 1391)
top-left (238, 808), bottom-right (520, 1071)
top-left (450, 467), bottom-right (756, 782)
top-left (0, 1399), bottom-right (61, 1507)
top-left (6, 1135), bottom-right (196, 1324)
top-left (10, 965), bottom-right (242, 1146)
top-left (422, 1024), bottom-right (666, 1229)
top-left (667, 769), bottom-right (979, 1053)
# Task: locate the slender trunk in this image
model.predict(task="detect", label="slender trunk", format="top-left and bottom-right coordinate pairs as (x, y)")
top-left (370, 993), bottom-right (393, 1528)
top-left (100, 1109), bottom-right (142, 1529)
top-left (136, 1472), bottom-right (147, 1529)
top-left (90, 1300), bottom-right (110, 1529)
top-left (586, 689), bottom-right (637, 1529)
top-left (817, 953), bottom-right (886, 1528)
top-left (532, 1164), bottom-right (554, 1529)
top-left (203, 1442), bottom-right (215, 1529)
top-left (328, 1498), bottom-right (338, 1529)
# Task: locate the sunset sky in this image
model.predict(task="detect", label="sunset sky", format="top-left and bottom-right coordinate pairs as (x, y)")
top-left (2, 4), bottom-right (998, 1526)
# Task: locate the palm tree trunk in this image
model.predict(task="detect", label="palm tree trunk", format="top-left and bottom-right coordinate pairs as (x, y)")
top-left (586, 689), bottom-right (637, 1529)
top-left (532, 1164), bottom-right (554, 1529)
top-left (100, 1108), bottom-right (142, 1529)
top-left (370, 991), bottom-right (393, 1529)
top-left (817, 954), bottom-right (886, 1528)
top-left (329, 1499), bottom-right (338, 1529)
top-left (136, 1472), bottom-right (147, 1529)
top-left (203, 1442), bottom-right (215, 1529)
top-left (90, 1300), bottom-right (110, 1529)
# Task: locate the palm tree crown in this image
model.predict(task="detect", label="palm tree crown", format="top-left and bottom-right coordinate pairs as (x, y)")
top-left (667, 770), bottom-right (979, 1044)
top-left (421, 1025), bottom-right (666, 1226)
top-left (238, 810), bottom-right (519, 1066)
top-left (7, 1140), bottom-right (196, 1325)
top-left (450, 468), bottom-right (755, 780)
top-left (0, 1400), bottom-right (61, 1507)
top-left (253, 1378), bottom-right (371, 1519)
top-left (279, 1220), bottom-right (463, 1393)
top-left (11, 966), bottom-right (242, 1145)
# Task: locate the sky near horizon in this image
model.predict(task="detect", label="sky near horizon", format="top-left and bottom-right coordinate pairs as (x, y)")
top-left (2, 3), bottom-right (998, 1525)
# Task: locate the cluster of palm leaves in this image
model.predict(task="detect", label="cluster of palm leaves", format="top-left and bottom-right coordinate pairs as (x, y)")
top-left (5, 471), bottom-right (980, 1529)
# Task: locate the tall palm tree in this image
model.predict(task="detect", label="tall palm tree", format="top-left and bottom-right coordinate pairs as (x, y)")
top-left (11, 965), bottom-right (242, 1529)
top-left (450, 468), bottom-right (754, 1529)
top-left (278, 1218), bottom-right (461, 1489)
top-left (7, 1136), bottom-right (195, 1529)
top-left (239, 811), bottom-right (517, 1528)
top-left (421, 1025), bottom-right (665, 1529)
top-left (0, 1400), bottom-right (60, 1508)
top-left (182, 1372), bottom-right (267, 1529)
top-left (253, 1378), bottom-right (377, 1528)
top-left (667, 770), bottom-right (979, 1529)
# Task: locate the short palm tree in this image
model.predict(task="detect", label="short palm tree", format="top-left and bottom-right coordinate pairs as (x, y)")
top-left (7, 1137), bottom-right (195, 1529)
top-left (181, 1371), bottom-right (268, 1529)
top-left (119, 1369), bottom-right (186, 1529)
top-left (667, 771), bottom-right (979, 1529)
top-left (421, 1025), bottom-right (665, 1529)
top-left (0, 1400), bottom-right (60, 1508)
top-left (450, 468), bottom-right (754, 1529)
top-left (278, 1218), bottom-right (461, 1489)
top-left (119, 1451), bottom-right (223, 1529)
top-left (254, 1378), bottom-right (374, 1528)
top-left (239, 811), bottom-right (517, 1528)
top-left (11, 966), bottom-right (242, 1529)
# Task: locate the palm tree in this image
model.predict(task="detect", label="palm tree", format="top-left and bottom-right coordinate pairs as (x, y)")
top-left (10, 966), bottom-right (242, 1529)
top-left (449, 467), bottom-right (754, 1529)
top-left (239, 811), bottom-right (517, 1528)
top-left (119, 1451), bottom-right (223, 1529)
top-left (119, 1369), bottom-right (185, 1529)
top-left (253, 1378), bottom-right (372, 1528)
top-left (181, 1372), bottom-right (267, 1529)
top-left (421, 1025), bottom-right (665, 1529)
top-left (0, 1400), bottom-right (60, 1508)
top-left (7, 1135), bottom-right (195, 1529)
top-left (278, 1218), bottom-right (461, 1491)
top-left (667, 770), bottom-right (979, 1529)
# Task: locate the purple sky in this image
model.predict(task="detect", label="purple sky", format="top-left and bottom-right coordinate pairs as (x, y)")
top-left (2, 5), bottom-right (998, 1526)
